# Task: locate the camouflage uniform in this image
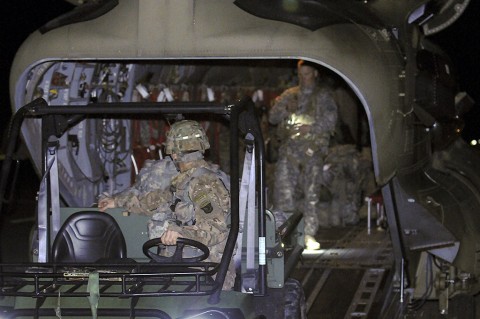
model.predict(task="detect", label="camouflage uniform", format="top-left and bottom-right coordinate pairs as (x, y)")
top-left (148, 120), bottom-right (235, 290)
top-left (148, 155), bottom-right (234, 288)
top-left (269, 83), bottom-right (337, 234)
top-left (102, 158), bottom-right (179, 216)
top-left (147, 156), bottom-right (230, 245)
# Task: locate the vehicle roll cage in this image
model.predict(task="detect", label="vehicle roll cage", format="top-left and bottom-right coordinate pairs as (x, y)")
top-left (0, 96), bottom-right (267, 304)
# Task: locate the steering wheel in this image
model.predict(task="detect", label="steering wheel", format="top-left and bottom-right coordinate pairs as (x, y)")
top-left (142, 237), bottom-right (210, 263)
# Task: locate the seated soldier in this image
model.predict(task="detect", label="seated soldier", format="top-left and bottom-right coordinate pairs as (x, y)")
top-left (98, 120), bottom-right (235, 289)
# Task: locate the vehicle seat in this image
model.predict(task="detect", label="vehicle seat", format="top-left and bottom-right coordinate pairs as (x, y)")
top-left (52, 211), bottom-right (127, 263)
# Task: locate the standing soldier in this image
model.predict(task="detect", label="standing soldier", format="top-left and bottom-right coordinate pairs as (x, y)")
top-left (98, 120), bottom-right (235, 289)
top-left (268, 60), bottom-right (338, 250)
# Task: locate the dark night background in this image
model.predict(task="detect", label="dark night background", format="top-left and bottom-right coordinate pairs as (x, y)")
top-left (0, 1), bottom-right (75, 148)
top-left (0, 1), bottom-right (479, 148)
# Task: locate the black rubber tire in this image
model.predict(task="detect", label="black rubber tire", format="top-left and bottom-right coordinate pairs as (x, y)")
top-left (284, 278), bottom-right (307, 319)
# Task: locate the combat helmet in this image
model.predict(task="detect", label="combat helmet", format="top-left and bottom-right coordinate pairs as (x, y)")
top-left (164, 120), bottom-right (210, 155)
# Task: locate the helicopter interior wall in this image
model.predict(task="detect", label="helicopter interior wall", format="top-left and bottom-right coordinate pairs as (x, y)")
top-left (16, 59), bottom-right (374, 207)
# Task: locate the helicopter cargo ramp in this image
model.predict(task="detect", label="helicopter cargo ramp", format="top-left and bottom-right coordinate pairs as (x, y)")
top-left (293, 220), bottom-right (480, 319)
top-left (294, 220), bottom-right (395, 319)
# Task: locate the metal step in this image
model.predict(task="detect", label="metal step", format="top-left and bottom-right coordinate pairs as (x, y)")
top-left (344, 268), bottom-right (386, 318)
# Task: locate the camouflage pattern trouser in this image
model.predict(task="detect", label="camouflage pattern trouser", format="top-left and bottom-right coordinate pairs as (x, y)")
top-left (322, 144), bottom-right (368, 227)
top-left (272, 145), bottom-right (326, 236)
